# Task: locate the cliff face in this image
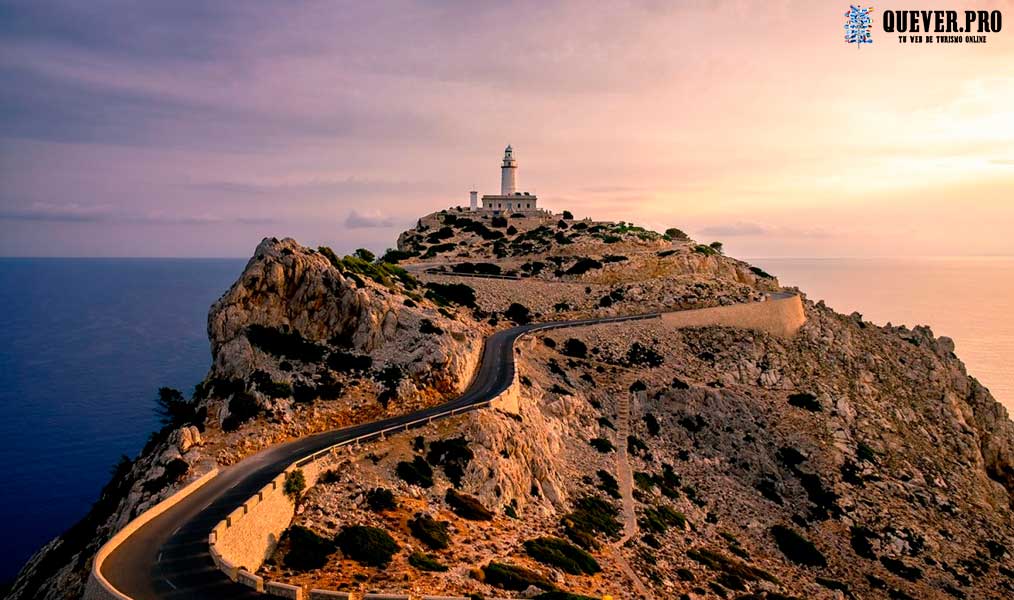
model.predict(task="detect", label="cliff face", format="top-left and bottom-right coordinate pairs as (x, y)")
top-left (7, 210), bottom-right (1014, 600)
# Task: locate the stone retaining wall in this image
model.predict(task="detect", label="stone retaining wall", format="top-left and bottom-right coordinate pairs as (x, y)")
top-left (661, 292), bottom-right (805, 338)
top-left (83, 468), bottom-right (220, 600)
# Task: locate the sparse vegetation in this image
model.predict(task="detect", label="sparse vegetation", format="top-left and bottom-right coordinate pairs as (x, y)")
top-left (524, 536), bottom-right (601, 575)
top-left (283, 525), bottom-right (335, 571)
top-left (589, 437), bottom-right (615, 453)
top-left (482, 562), bottom-right (555, 592)
top-left (425, 282), bottom-right (477, 308)
top-left (409, 551), bottom-right (448, 572)
top-left (409, 513), bottom-right (451, 550)
top-left (396, 456), bottom-right (434, 488)
top-left (427, 437), bottom-right (473, 487)
top-left (366, 487), bottom-right (396, 512)
top-left (787, 392), bottom-right (822, 412)
top-left (334, 525), bottom-right (400, 568)
top-left (505, 302), bottom-right (532, 324)
top-left (771, 525), bottom-right (826, 567)
top-left (283, 469), bottom-right (305, 502)
top-left (246, 324), bottom-right (326, 363)
top-left (561, 495), bottom-right (622, 549)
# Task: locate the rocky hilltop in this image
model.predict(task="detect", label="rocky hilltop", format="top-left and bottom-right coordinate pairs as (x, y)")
top-left (6, 208), bottom-right (1014, 600)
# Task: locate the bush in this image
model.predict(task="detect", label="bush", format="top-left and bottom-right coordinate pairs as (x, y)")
top-left (258, 379), bottom-right (292, 399)
top-left (639, 504), bottom-right (686, 534)
top-left (452, 262), bottom-right (502, 275)
top-left (561, 496), bottom-right (622, 549)
top-left (327, 350), bottom-right (373, 372)
top-left (366, 487), bottom-right (396, 512)
top-left (665, 227), bottom-right (690, 241)
top-left (222, 391), bottom-right (260, 431)
top-left (596, 470), bottom-right (620, 499)
top-left (427, 437), bottom-right (473, 487)
top-left (284, 469), bottom-right (306, 502)
top-left (693, 244), bottom-right (718, 256)
top-left (626, 342), bottom-right (663, 367)
top-left (380, 248), bottom-right (416, 263)
top-left (482, 562), bottom-right (555, 591)
top-left (643, 413), bottom-right (661, 436)
top-left (524, 537), bottom-right (600, 575)
top-left (771, 525), bottom-right (827, 567)
top-left (589, 438), bottom-right (615, 453)
top-left (155, 387), bottom-right (200, 428)
top-left (491, 215), bottom-right (508, 228)
top-left (409, 513), bottom-right (450, 549)
top-left (564, 258), bottom-right (602, 276)
top-left (686, 547), bottom-right (778, 583)
top-left (505, 303), bottom-right (532, 324)
top-left (562, 210), bottom-right (574, 219)
top-left (409, 551), bottom-right (448, 572)
top-left (283, 525), bottom-right (335, 571)
top-left (749, 265), bottom-right (774, 279)
top-left (787, 392), bottom-right (821, 412)
top-left (246, 324), bottom-right (326, 363)
top-left (425, 282), bottom-right (477, 307)
top-left (335, 525), bottom-right (400, 567)
top-left (354, 248), bottom-right (375, 262)
top-left (446, 489), bottom-right (493, 520)
top-left (396, 456), bottom-right (434, 488)
top-left (560, 338), bottom-right (587, 358)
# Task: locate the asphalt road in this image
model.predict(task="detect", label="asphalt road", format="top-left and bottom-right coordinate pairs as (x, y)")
top-left (101, 312), bottom-right (660, 600)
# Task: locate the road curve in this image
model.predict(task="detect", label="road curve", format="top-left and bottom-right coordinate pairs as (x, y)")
top-left (101, 312), bottom-right (661, 600)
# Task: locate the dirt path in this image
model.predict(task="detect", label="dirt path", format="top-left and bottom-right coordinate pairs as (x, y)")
top-left (611, 391), bottom-right (651, 599)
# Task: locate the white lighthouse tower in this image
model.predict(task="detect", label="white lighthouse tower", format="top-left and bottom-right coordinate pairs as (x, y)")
top-left (500, 145), bottom-right (517, 195)
top-left (480, 145), bottom-right (537, 213)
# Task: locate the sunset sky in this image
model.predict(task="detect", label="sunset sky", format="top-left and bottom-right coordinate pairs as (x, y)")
top-left (1, 1), bottom-right (1012, 258)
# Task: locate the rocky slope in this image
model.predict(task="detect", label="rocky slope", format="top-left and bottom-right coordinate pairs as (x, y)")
top-left (7, 209), bottom-right (1014, 600)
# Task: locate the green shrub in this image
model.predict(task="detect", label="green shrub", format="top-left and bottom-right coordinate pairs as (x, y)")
top-left (155, 387), bottom-right (201, 428)
top-left (258, 380), bottom-right (292, 398)
top-left (562, 210), bottom-right (574, 219)
top-left (639, 504), bottom-right (686, 534)
top-left (366, 487), bottom-right (396, 512)
top-left (491, 215), bottom-right (508, 228)
top-left (327, 350), bottom-right (372, 372)
top-left (589, 438), bottom-right (615, 453)
top-left (380, 248), bottom-right (416, 263)
top-left (354, 248), bottom-right (375, 262)
top-left (283, 525), bottom-right (335, 571)
top-left (409, 551), bottom-right (448, 572)
top-left (693, 244), bottom-right (718, 256)
top-left (561, 496), bottom-right (622, 549)
top-left (396, 456), bottom-right (434, 488)
top-left (561, 338), bottom-right (587, 358)
top-left (482, 562), bottom-right (555, 591)
top-left (524, 537), bottom-right (600, 575)
top-left (222, 391), bottom-right (260, 431)
top-left (564, 258), bottom-right (602, 276)
top-left (335, 525), bottom-right (400, 567)
top-left (425, 282), bottom-right (477, 307)
top-left (664, 227), bottom-right (690, 241)
top-left (686, 547), bottom-right (778, 583)
top-left (246, 324), bottom-right (326, 362)
top-left (451, 262), bottom-right (502, 275)
top-left (749, 265), bottom-right (774, 279)
top-left (626, 342), bottom-right (663, 367)
top-left (427, 437), bottom-right (473, 487)
top-left (787, 392), bottom-right (821, 412)
top-left (284, 469), bottom-right (306, 502)
top-left (409, 513), bottom-right (450, 549)
top-left (643, 413), bottom-right (661, 436)
top-left (596, 470), bottom-right (620, 499)
top-left (505, 303), bottom-right (532, 324)
top-left (771, 525), bottom-right (826, 567)
top-left (446, 489), bottom-right (493, 520)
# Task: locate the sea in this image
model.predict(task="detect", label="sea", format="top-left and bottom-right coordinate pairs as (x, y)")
top-left (0, 256), bottom-right (1011, 582)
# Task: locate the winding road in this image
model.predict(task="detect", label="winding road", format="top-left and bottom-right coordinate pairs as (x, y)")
top-left (100, 312), bottom-right (661, 600)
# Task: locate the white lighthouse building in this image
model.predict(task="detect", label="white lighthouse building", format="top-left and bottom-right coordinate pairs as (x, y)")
top-left (477, 145), bottom-right (538, 213)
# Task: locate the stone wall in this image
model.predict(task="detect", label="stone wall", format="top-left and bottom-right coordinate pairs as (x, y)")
top-left (661, 292), bottom-right (805, 338)
top-left (83, 468), bottom-right (220, 600)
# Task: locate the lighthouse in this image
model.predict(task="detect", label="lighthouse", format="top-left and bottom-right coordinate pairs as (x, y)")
top-left (500, 145), bottom-right (517, 195)
top-left (479, 145), bottom-right (538, 213)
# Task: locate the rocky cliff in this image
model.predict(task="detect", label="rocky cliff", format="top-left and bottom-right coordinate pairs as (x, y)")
top-left (6, 209), bottom-right (1014, 600)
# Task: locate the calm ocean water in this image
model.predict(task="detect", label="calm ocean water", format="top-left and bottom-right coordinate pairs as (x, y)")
top-left (0, 257), bottom-right (1011, 581)
top-left (0, 258), bottom-right (244, 581)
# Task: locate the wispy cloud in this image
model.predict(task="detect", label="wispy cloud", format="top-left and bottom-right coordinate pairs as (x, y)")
top-left (698, 222), bottom-right (768, 237)
top-left (345, 209), bottom-right (397, 229)
top-left (697, 222), bottom-right (832, 239)
top-left (0, 202), bottom-right (275, 225)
